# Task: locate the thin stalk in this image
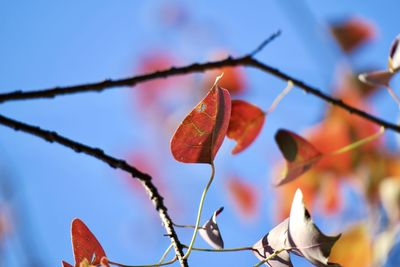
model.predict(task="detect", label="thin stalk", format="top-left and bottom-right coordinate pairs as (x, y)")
top-left (385, 86), bottom-right (400, 108)
top-left (173, 223), bottom-right (205, 230)
top-left (328, 126), bottom-right (385, 156)
top-left (183, 163), bottom-right (216, 260)
top-left (253, 248), bottom-right (286, 267)
top-left (158, 244), bottom-right (173, 264)
top-left (267, 80), bottom-right (294, 113)
top-left (108, 257), bottom-right (176, 267)
top-left (182, 244), bottom-right (254, 253)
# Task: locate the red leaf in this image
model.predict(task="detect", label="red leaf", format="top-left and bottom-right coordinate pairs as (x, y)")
top-left (226, 177), bottom-right (258, 218)
top-left (227, 100), bottom-right (265, 154)
top-left (62, 261), bottom-right (74, 267)
top-left (71, 218), bottom-right (106, 266)
top-left (275, 129), bottom-right (323, 186)
top-left (330, 17), bottom-right (376, 53)
top-left (171, 77), bottom-right (231, 164)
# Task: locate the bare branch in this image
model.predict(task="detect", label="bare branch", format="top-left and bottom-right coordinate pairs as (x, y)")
top-left (248, 30), bottom-right (282, 57)
top-left (0, 113), bottom-right (188, 267)
top-left (1, 54), bottom-right (398, 133)
top-left (0, 38), bottom-right (398, 133)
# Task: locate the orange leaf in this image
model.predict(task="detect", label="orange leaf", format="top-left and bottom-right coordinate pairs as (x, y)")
top-left (329, 224), bottom-right (372, 267)
top-left (331, 17), bottom-right (376, 53)
top-left (227, 100), bottom-right (265, 154)
top-left (226, 177), bottom-right (258, 218)
top-left (171, 77), bottom-right (231, 164)
top-left (71, 218), bottom-right (106, 266)
top-left (274, 129), bottom-right (323, 186)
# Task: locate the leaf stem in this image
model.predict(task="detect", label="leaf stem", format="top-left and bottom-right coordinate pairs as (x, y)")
top-left (108, 257), bottom-right (177, 267)
top-left (328, 126), bottom-right (385, 156)
top-left (173, 223), bottom-right (205, 230)
top-left (385, 86), bottom-right (400, 108)
top-left (183, 162), bottom-right (216, 260)
top-left (182, 244), bottom-right (255, 253)
top-left (267, 80), bottom-right (294, 114)
top-left (253, 248), bottom-right (286, 267)
top-left (158, 244), bottom-right (173, 264)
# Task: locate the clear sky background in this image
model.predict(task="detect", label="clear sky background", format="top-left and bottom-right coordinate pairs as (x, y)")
top-left (0, 1), bottom-right (399, 266)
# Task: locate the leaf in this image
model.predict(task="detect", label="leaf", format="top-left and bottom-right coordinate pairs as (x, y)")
top-left (227, 100), bottom-right (265, 154)
top-left (170, 76), bottom-right (231, 164)
top-left (330, 17), bottom-right (376, 53)
top-left (358, 70), bottom-right (393, 87)
top-left (71, 218), bottom-right (107, 266)
top-left (226, 176), bottom-right (259, 218)
top-left (288, 189), bottom-right (341, 267)
top-left (329, 224), bottom-right (371, 267)
top-left (253, 218), bottom-right (293, 267)
top-left (379, 177), bottom-right (400, 224)
top-left (389, 34), bottom-right (400, 72)
top-left (199, 207), bottom-right (224, 249)
top-left (62, 261), bottom-right (74, 267)
top-left (274, 129), bottom-right (323, 186)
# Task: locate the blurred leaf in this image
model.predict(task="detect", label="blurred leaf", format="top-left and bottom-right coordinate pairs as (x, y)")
top-left (274, 129), bottom-right (323, 186)
top-left (374, 226), bottom-right (400, 266)
top-left (330, 17), bottom-right (375, 53)
top-left (217, 67), bottom-right (246, 95)
top-left (329, 224), bottom-right (371, 267)
top-left (320, 175), bottom-right (342, 215)
top-left (171, 75), bottom-right (231, 164)
top-left (227, 100), bottom-right (265, 154)
top-left (253, 219), bottom-right (293, 267)
top-left (199, 207), bottom-right (224, 249)
top-left (226, 176), bottom-right (259, 218)
top-left (288, 189), bottom-right (341, 267)
top-left (380, 177), bottom-right (400, 224)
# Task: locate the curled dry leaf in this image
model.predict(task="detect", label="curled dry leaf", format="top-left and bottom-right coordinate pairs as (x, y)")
top-left (227, 100), bottom-right (265, 154)
top-left (199, 207), bottom-right (224, 249)
top-left (389, 34), bottom-right (400, 72)
top-left (170, 75), bottom-right (231, 164)
top-left (253, 219), bottom-right (293, 267)
top-left (358, 70), bottom-right (393, 87)
top-left (288, 189), bottom-right (341, 267)
top-left (62, 218), bottom-right (108, 267)
top-left (359, 34), bottom-right (400, 105)
top-left (274, 129), bottom-right (323, 186)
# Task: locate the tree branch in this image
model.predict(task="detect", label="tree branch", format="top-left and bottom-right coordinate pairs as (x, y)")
top-left (0, 51), bottom-right (399, 133)
top-left (0, 113), bottom-right (188, 267)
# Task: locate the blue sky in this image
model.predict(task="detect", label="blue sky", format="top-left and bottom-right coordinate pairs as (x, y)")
top-left (0, 1), bottom-right (399, 266)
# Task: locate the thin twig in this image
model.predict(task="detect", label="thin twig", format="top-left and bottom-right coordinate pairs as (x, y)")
top-left (0, 114), bottom-right (188, 267)
top-left (248, 30), bottom-right (282, 57)
top-left (0, 45), bottom-right (399, 134)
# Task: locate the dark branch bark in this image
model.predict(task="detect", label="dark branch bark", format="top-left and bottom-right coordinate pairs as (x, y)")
top-left (0, 56), bottom-right (399, 133)
top-left (0, 113), bottom-right (188, 267)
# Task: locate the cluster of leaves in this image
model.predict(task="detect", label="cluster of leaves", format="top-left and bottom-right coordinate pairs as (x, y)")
top-left (60, 17), bottom-right (400, 267)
